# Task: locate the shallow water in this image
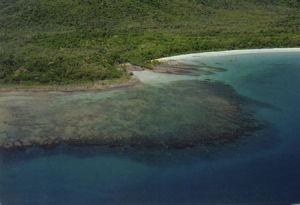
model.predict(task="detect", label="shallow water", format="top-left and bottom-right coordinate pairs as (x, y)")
top-left (0, 52), bottom-right (300, 204)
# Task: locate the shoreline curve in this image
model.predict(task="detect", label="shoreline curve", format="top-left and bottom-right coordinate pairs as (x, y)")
top-left (158, 48), bottom-right (300, 62)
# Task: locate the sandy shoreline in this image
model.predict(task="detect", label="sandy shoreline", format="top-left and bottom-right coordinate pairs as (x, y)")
top-left (158, 48), bottom-right (300, 62)
top-left (1, 48), bottom-right (299, 92)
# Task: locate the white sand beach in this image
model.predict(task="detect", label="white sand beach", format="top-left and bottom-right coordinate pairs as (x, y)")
top-left (158, 48), bottom-right (300, 62)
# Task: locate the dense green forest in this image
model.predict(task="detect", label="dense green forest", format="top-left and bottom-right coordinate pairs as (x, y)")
top-left (0, 0), bottom-right (299, 85)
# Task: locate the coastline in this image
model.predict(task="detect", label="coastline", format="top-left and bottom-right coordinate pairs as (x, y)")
top-left (0, 75), bottom-right (140, 93)
top-left (157, 48), bottom-right (300, 62)
top-left (1, 48), bottom-right (299, 92)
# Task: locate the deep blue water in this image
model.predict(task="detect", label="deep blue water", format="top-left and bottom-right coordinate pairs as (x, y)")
top-left (1, 52), bottom-right (300, 205)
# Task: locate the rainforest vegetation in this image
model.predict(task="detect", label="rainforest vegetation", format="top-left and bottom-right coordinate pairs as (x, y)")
top-left (0, 0), bottom-right (299, 84)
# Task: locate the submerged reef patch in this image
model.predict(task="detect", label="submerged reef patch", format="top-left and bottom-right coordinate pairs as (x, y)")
top-left (152, 61), bottom-right (226, 76)
top-left (0, 80), bottom-right (263, 150)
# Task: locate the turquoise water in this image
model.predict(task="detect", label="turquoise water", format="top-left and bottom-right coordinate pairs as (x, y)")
top-left (0, 52), bottom-right (300, 204)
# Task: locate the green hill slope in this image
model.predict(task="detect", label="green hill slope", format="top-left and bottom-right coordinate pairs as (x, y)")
top-left (0, 0), bottom-right (299, 85)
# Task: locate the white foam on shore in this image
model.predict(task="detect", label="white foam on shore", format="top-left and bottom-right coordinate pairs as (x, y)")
top-left (158, 48), bottom-right (300, 62)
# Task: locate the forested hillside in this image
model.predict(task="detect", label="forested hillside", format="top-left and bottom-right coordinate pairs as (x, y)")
top-left (0, 0), bottom-right (299, 84)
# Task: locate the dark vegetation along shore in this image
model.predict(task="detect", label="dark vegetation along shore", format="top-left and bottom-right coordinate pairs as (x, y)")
top-left (0, 0), bottom-right (299, 85)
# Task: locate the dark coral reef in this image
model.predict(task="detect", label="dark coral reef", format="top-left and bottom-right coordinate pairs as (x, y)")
top-left (0, 80), bottom-right (263, 150)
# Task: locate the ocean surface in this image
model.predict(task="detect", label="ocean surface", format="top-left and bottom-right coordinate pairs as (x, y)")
top-left (0, 52), bottom-right (300, 205)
